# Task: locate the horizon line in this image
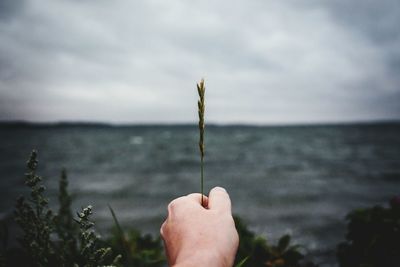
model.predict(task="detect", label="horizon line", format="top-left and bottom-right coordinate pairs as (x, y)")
top-left (0, 119), bottom-right (399, 128)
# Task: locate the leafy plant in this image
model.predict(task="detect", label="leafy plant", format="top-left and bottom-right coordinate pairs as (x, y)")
top-left (12, 151), bottom-right (120, 267)
top-left (55, 169), bottom-right (78, 266)
top-left (234, 216), bottom-right (317, 267)
top-left (75, 206), bottom-right (121, 267)
top-left (14, 150), bottom-right (56, 266)
top-left (106, 206), bottom-right (165, 267)
top-left (337, 196), bottom-right (400, 267)
top-left (3, 151), bottom-right (169, 267)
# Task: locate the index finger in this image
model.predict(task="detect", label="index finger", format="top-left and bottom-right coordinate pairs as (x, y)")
top-left (208, 187), bottom-right (231, 213)
top-left (186, 193), bottom-right (209, 207)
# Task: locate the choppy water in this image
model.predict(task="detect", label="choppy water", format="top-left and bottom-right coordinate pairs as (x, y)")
top-left (1, 123), bottom-right (399, 266)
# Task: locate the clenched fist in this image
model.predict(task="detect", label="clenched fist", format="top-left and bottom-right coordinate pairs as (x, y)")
top-left (160, 187), bottom-right (239, 267)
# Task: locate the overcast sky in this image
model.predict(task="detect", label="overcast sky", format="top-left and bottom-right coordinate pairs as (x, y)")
top-left (0, 0), bottom-right (399, 124)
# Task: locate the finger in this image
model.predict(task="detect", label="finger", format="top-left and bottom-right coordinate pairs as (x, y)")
top-left (160, 221), bottom-right (166, 238)
top-left (208, 186), bottom-right (231, 213)
top-left (186, 193), bottom-right (209, 207)
top-left (167, 196), bottom-right (186, 215)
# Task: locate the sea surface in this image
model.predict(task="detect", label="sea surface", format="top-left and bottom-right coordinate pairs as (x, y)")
top-left (1, 122), bottom-right (399, 266)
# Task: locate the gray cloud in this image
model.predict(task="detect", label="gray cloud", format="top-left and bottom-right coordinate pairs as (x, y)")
top-left (0, 0), bottom-right (399, 124)
top-left (0, 0), bottom-right (26, 21)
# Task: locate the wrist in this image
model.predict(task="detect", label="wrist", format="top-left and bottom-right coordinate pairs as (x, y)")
top-left (172, 249), bottom-right (229, 267)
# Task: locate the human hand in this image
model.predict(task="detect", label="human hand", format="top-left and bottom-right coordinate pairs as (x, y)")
top-left (160, 187), bottom-right (239, 267)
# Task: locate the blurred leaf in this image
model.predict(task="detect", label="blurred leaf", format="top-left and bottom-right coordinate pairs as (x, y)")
top-left (278, 234), bottom-right (291, 253)
top-left (235, 256), bottom-right (249, 267)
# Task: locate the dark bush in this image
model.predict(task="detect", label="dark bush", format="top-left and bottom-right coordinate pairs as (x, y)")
top-left (337, 197), bottom-right (400, 267)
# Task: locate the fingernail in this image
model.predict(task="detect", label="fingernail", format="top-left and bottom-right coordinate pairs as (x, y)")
top-left (213, 186), bottom-right (226, 192)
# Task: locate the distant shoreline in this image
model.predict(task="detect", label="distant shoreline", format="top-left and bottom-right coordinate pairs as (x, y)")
top-left (0, 120), bottom-right (399, 128)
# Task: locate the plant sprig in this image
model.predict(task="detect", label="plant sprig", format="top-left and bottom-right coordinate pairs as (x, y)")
top-left (197, 78), bottom-right (205, 207)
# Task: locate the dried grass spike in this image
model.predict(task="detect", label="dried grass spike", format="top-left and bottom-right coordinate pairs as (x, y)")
top-left (197, 78), bottom-right (206, 206)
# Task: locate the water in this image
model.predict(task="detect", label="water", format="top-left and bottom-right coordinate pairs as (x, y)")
top-left (1, 123), bottom-right (399, 266)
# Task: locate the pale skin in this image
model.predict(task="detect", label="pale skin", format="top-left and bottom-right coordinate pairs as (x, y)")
top-left (160, 187), bottom-right (239, 267)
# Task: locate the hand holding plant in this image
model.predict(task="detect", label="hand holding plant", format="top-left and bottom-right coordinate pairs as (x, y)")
top-left (160, 187), bottom-right (239, 267)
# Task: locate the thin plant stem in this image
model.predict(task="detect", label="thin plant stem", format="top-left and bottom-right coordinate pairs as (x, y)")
top-left (201, 155), bottom-right (204, 206)
top-left (197, 78), bottom-right (205, 207)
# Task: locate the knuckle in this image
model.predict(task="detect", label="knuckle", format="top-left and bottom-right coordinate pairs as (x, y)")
top-left (168, 199), bottom-right (178, 209)
top-left (167, 197), bottom-right (185, 212)
top-left (159, 227), bottom-right (164, 237)
top-left (167, 201), bottom-right (175, 211)
top-left (160, 221), bottom-right (167, 238)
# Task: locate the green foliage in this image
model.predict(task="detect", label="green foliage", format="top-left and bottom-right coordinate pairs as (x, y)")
top-left (75, 206), bottom-right (121, 267)
top-left (235, 256), bottom-right (249, 267)
top-left (337, 197), bottom-right (400, 267)
top-left (11, 151), bottom-right (120, 267)
top-left (234, 216), bottom-right (317, 267)
top-left (105, 206), bottom-right (165, 267)
top-left (55, 169), bottom-right (78, 266)
top-left (6, 151), bottom-right (167, 267)
top-left (14, 150), bottom-right (56, 266)
top-left (105, 227), bottom-right (164, 267)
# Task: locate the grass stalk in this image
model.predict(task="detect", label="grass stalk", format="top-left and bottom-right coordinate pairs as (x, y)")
top-left (108, 204), bottom-right (124, 242)
top-left (197, 78), bottom-right (205, 206)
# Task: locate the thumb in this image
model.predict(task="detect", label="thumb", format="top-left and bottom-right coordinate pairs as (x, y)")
top-left (208, 187), bottom-right (231, 213)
